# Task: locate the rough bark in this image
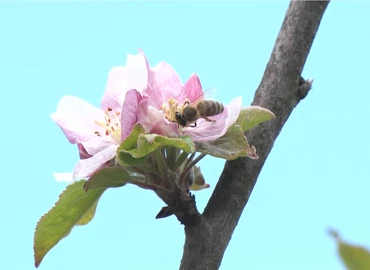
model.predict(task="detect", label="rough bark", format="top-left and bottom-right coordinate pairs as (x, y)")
top-left (179, 1), bottom-right (330, 269)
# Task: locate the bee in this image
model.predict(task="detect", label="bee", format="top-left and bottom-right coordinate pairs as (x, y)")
top-left (175, 88), bottom-right (224, 128)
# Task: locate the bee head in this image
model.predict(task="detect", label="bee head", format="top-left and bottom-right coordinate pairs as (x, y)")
top-left (175, 112), bottom-right (187, 127)
top-left (182, 106), bottom-right (198, 121)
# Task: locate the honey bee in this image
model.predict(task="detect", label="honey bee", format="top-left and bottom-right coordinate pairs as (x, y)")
top-left (175, 88), bottom-right (224, 128)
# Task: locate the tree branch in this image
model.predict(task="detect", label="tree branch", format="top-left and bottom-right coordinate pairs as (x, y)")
top-left (179, 1), bottom-right (330, 269)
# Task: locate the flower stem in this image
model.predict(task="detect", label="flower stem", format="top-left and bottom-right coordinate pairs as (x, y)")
top-left (179, 153), bottom-right (207, 189)
top-left (184, 152), bottom-right (196, 169)
top-left (140, 162), bottom-right (161, 176)
top-left (166, 147), bottom-right (179, 169)
top-left (172, 151), bottom-right (189, 171)
top-left (153, 149), bottom-right (171, 189)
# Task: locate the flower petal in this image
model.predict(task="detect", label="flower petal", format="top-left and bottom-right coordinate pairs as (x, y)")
top-left (144, 62), bottom-right (187, 109)
top-left (80, 137), bottom-right (116, 156)
top-left (72, 144), bottom-right (117, 180)
top-left (184, 73), bottom-right (204, 102)
top-left (51, 95), bottom-right (105, 144)
top-left (101, 51), bottom-right (149, 112)
top-left (149, 120), bottom-right (180, 138)
top-left (126, 50), bottom-right (149, 93)
top-left (137, 100), bottom-right (181, 137)
top-left (223, 97), bottom-right (243, 130)
top-left (77, 143), bottom-right (92, 159)
top-left (121, 89), bottom-right (143, 141)
top-left (53, 172), bottom-right (74, 183)
top-left (137, 100), bottom-right (163, 132)
top-left (182, 97), bottom-right (243, 142)
top-left (100, 66), bottom-right (128, 112)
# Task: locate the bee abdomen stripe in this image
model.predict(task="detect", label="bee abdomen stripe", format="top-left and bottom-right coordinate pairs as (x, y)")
top-left (199, 101), bottom-right (224, 116)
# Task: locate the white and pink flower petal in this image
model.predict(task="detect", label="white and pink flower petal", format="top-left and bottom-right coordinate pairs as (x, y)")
top-left (126, 51), bottom-right (149, 94)
top-left (149, 121), bottom-right (180, 139)
top-left (52, 172), bottom-right (74, 183)
top-left (184, 73), bottom-right (204, 103)
top-left (100, 66), bottom-right (128, 112)
top-left (138, 100), bottom-right (164, 132)
top-left (79, 137), bottom-right (116, 156)
top-left (144, 62), bottom-right (187, 109)
top-left (51, 95), bottom-right (105, 144)
top-left (121, 89), bottom-right (143, 141)
top-left (100, 51), bottom-right (148, 112)
top-left (72, 144), bottom-right (117, 180)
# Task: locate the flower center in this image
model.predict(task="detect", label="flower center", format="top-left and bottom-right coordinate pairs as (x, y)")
top-left (94, 107), bottom-right (121, 142)
top-left (162, 97), bottom-right (191, 123)
top-left (161, 98), bottom-right (179, 123)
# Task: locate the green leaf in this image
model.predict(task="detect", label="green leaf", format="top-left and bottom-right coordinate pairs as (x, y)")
top-left (135, 134), bottom-right (195, 157)
top-left (235, 106), bottom-right (275, 132)
top-left (329, 229), bottom-right (370, 270)
top-left (76, 201), bottom-right (99, 225)
top-left (116, 151), bottom-right (147, 166)
top-left (120, 123), bottom-right (147, 150)
top-left (116, 124), bottom-right (195, 166)
top-left (34, 181), bottom-right (105, 268)
top-left (195, 125), bottom-right (259, 160)
top-left (117, 123), bottom-right (195, 163)
top-left (83, 167), bottom-right (133, 191)
top-left (116, 123), bottom-right (149, 166)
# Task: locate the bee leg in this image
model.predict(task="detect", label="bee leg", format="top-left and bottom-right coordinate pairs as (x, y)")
top-left (189, 122), bottom-right (197, 128)
top-left (182, 99), bottom-right (190, 108)
top-left (202, 116), bottom-right (215, 122)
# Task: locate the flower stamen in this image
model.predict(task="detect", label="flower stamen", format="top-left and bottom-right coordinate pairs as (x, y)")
top-left (94, 107), bottom-right (121, 142)
top-left (162, 98), bottom-right (180, 123)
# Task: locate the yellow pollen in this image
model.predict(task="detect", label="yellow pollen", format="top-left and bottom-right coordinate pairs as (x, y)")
top-left (163, 98), bottom-right (181, 123)
top-left (94, 107), bottom-right (121, 141)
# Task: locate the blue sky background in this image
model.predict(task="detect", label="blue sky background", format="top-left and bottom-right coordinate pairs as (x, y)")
top-left (1, 1), bottom-right (369, 269)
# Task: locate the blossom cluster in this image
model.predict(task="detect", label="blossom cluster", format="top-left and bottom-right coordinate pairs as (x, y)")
top-left (51, 50), bottom-right (242, 181)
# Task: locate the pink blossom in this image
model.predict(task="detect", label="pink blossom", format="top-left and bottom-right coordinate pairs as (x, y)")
top-left (51, 52), bottom-right (147, 180)
top-left (52, 49), bottom-right (243, 181)
top-left (138, 58), bottom-right (243, 142)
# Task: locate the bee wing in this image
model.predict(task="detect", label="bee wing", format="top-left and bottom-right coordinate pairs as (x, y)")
top-left (190, 87), bottom-right (218, 104)
top-left (191, 88), bottom-right (219, 116)
top-left (202, 87), bottom-right (217, 100)
top-left (178, 87), bottom-right (218, 114)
